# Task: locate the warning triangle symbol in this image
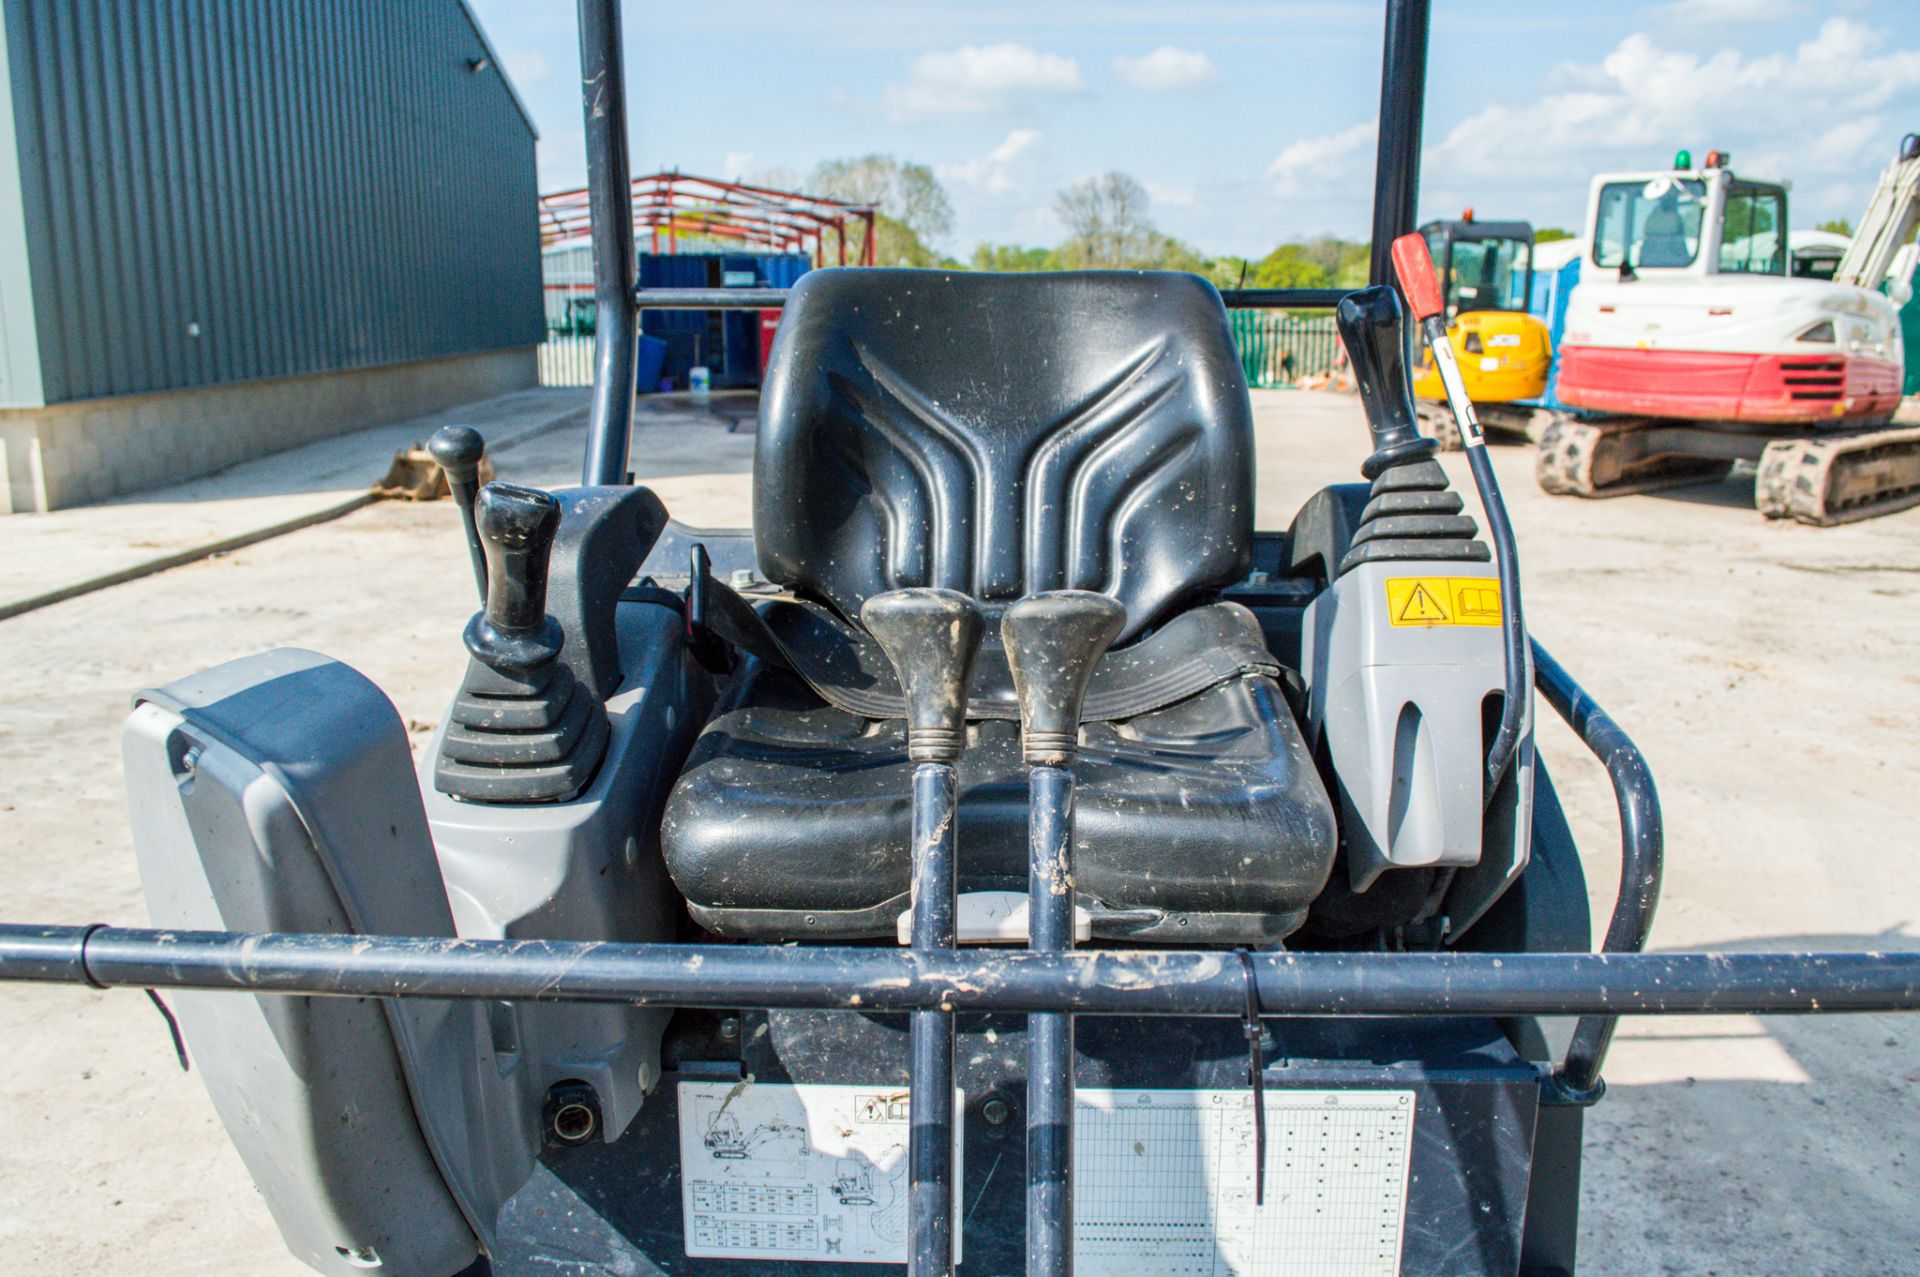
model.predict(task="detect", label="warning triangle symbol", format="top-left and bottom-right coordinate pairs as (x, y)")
top-left (1397, 583), bottom-right (1450, 624)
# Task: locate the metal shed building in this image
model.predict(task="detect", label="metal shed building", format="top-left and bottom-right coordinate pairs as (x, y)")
top-left (0, 0), bottom-right (544, 513)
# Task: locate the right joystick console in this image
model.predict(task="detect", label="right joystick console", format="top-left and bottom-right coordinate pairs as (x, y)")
top-left (435, 482), bottom-right (610, 803)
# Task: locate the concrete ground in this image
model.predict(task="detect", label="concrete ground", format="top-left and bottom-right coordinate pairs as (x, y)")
top-left (0, 387), bottom-right (594, 618)
top-left (0, 388), bottom-right (1915, 1274)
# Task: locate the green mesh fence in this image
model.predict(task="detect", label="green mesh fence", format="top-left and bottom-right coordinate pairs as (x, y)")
top-left (1229, 311), bottom-right (1342, 388)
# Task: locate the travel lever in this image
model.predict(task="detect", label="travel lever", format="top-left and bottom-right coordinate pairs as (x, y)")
top-left (1002, 590), bottom-right (1125, 1277)
top-left (863, 588), bottom-right (985, 1277)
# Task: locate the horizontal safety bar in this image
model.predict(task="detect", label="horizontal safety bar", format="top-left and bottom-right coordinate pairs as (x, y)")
top-left (4, 924), bottom-right (1918, 1016)
top-left (632, 287), bottom-right (1355, 312)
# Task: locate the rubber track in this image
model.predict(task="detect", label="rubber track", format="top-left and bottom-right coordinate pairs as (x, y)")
top-left (1534, 416), bottom-right (1731, 499)
top-left (1415, 399), bottom-right (1464, 451)
top-left (1756, 425), bottom-right (1920, 526)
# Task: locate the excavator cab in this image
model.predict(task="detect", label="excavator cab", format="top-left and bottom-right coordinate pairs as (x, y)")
top-left (1409, 214), bottom-right (1555, 447)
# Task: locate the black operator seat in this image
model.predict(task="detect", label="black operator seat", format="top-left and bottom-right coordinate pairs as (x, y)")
top-left (660, 269), bottom-right (1337, 944)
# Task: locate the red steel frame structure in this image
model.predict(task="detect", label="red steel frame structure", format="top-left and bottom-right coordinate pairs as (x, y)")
top-left (538, 171), bottom-right (878, 266)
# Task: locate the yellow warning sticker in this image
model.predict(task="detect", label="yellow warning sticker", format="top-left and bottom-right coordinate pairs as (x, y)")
top-left (1385, 577), bottom-right (1503, 628)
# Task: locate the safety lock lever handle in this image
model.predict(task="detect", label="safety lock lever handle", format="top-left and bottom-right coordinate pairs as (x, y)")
top-left (428, 425), bottom-right (490, 601)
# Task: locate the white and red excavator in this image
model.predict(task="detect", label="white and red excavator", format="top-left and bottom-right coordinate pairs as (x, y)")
top-left (1537, 136), bottom-right (1920, 524)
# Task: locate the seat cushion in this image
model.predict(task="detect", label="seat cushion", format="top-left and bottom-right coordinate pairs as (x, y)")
top-left (661, 665), bottom-right (1337, 944)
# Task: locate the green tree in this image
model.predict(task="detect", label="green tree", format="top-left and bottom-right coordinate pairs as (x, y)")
top-left (1533, 227), bottom-right (1575, 244)
top-left (1054, 172), bottom-right (1159, 268)
top-left (809, 154), bottom-right (956, 266)
top-left (1817, 218), bottom-right (1854, 237)
top-left (1250, 244), bottom-right (1333, 290)
top-left (971, 243), bottom-right (1059, 271)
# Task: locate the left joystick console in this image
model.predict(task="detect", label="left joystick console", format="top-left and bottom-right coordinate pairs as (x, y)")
top-left (435, 482), bottom-right (610, 803)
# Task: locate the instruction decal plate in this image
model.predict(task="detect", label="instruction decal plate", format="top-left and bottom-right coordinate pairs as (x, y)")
top-left (1075, 1088), bottom-right (1415, 1276)
top-left (1385, 576), bottom-right (1502, 627)
top-left (677, 1081), bottom-right (961, 1263)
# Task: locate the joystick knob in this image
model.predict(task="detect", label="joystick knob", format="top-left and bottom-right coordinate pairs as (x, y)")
top-left (467, 483), bottom-right (562, 673)
top-left (1337, 285), bottom-right (1438, 478)
top-left (1002, 591), bottom-right (1126, 766)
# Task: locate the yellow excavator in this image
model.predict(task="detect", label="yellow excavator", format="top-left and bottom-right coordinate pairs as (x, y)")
top-left (1409, 212), bottom-right (1554, 448)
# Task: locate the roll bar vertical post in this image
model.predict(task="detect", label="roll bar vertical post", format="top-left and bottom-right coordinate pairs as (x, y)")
top-left (1367, 0), bottom-right (1433, 287)
top-left (577, 0), bottom-right (639, 487)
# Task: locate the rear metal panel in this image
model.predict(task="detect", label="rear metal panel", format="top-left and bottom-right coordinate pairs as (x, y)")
top-left (490, 1013), bottom-right (1538, 1276)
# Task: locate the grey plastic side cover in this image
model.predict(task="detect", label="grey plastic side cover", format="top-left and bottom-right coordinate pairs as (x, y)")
top-left (125, 649), bottom-right (534, 1277)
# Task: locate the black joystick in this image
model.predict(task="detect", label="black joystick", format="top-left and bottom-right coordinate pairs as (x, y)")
top-left (429, 425), bottom-right (489, 601)
top-left (1001, 589), bottom-right (1125, 1277)
top-left (467, 484), bottom-right (563, 672)
top-left (1337, 285), bottom-right (1439, 479)
top-left (435, 482), bottom-right (609, 804)
top-left (862, 588), bottom-right (985, 1276)
top-left (1330, 285), bottom-right (1484, 578)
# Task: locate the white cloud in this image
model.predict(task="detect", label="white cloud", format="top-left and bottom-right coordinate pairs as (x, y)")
top-left (887, 43), bottom-right (1084, 121)
top-left (1266, 120), bottom-right (1376, 198)
top-left (938, 128), bottom-right (1044, 193)
top-left (501, 48), bottom-right (550, 89)
top-left (1144, 180), bottom-right (1198, 207)
top-left (1655, 0), bottom-right (1804, 24)
top-left (1113, 47), bottom-right (1222, 92)
top-left (1426, 17), bottom-right (1920, 202)
top-left (722, 151), bottom-right (755, 180)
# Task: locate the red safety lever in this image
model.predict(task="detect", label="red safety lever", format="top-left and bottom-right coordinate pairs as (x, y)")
top-left (1390, 232), bottom-right (1445, 323)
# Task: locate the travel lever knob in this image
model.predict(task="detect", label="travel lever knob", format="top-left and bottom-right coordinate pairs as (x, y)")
top-left (468, 482), bottom-right (562, 671)
top-left (1337, 285), bottom-right (1437, 477)
top-left (862, 589), bottom-right (985, 764)
top-left (1002, 591), bottom-right (1126, 767)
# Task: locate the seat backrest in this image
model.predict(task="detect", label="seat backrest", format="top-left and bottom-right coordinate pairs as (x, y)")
top-left (754, 268), bottom-right (1254, 644)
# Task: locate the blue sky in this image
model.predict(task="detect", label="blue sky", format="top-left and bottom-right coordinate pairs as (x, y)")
top-left (466, 0), bottom-right (1920, 258)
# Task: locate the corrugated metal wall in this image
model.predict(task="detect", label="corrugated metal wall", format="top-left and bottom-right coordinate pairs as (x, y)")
top-left (1, 0), bottom-right (543, 405)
